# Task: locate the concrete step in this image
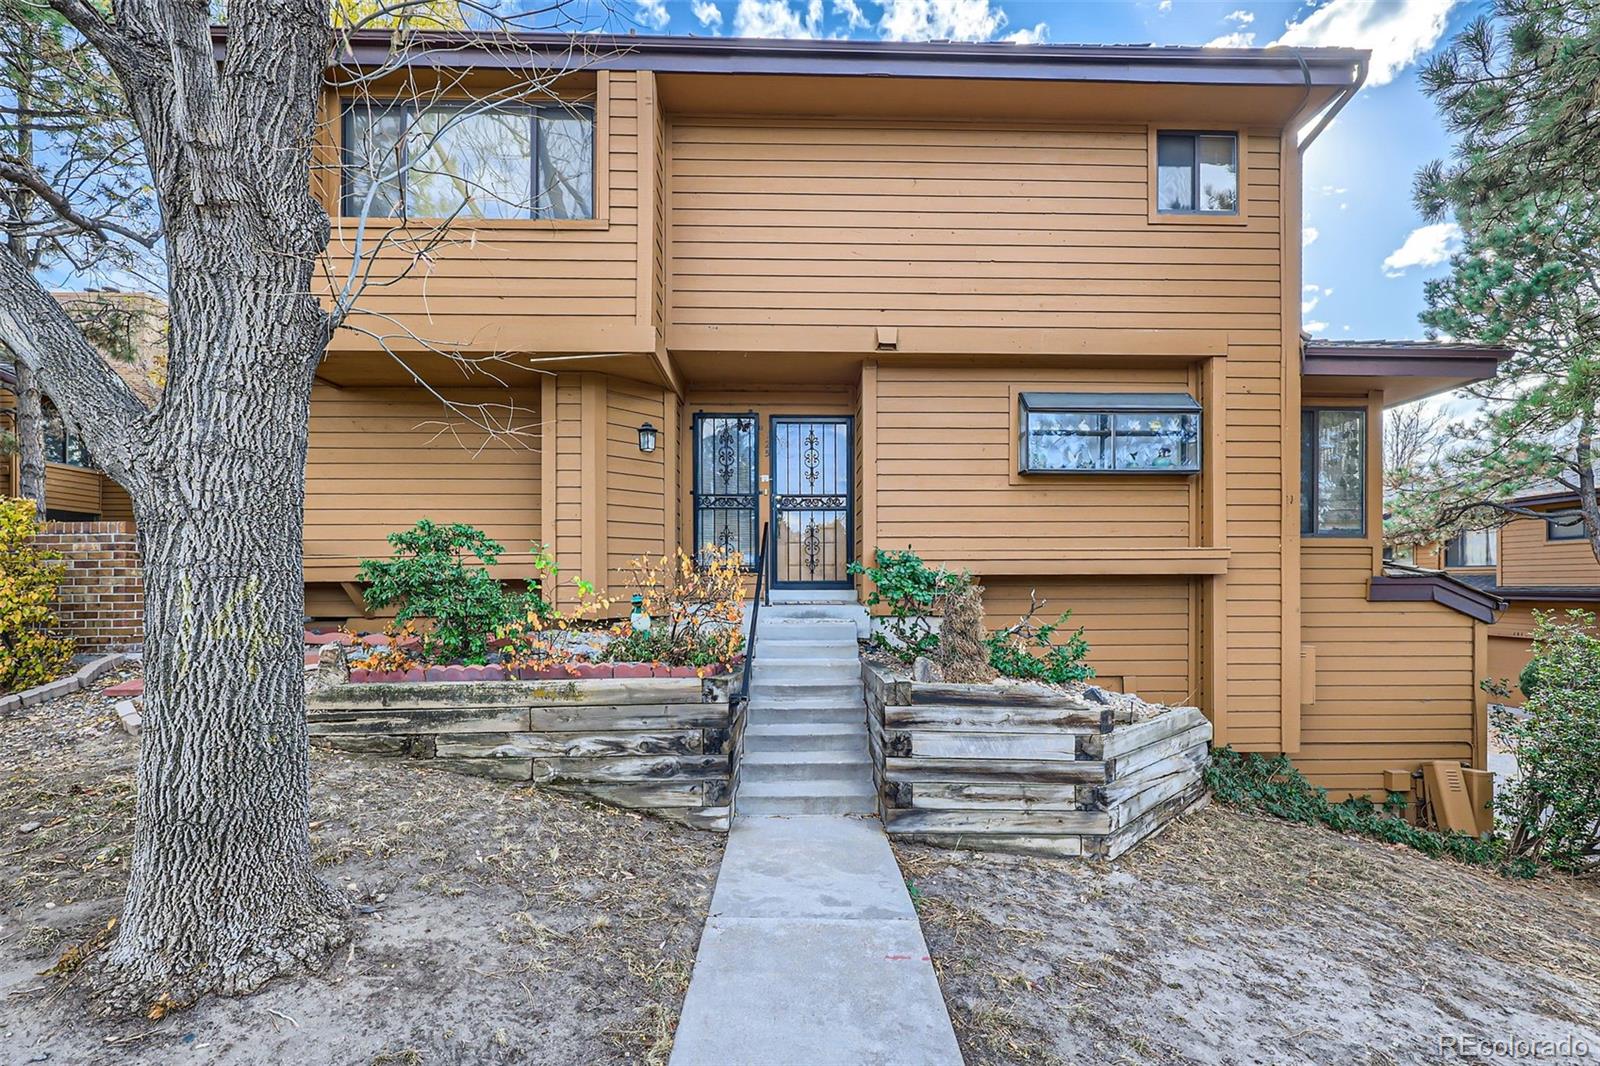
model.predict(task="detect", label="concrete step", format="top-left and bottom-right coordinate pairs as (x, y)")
top-left (741, 750), bottom-right (872, 784)
top-left (744, 723), bottom-right (866, 753)
top-left (756, 640), bottom-right (858, 661)
top-left (747, 703), bottom-right (866, 726)
top-left (755, 618), bottom-right (860, 643)
top-left (752, 659), bottom-right (861, 683)
top-left (767, 589), bottom-right (860, 605)
top-left (749, 682), bottom-right (862, 705)
top-left (737, 779), bottom-right (878, 816)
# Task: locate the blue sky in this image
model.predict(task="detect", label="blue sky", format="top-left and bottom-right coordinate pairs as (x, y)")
top-left (626, 0), bottom-right (1486, 341)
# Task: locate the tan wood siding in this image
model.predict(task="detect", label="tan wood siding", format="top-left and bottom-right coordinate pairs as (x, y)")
top-left (982, 577), bottom-right (1195, 707)
top-left (44, 463), bottom-right (101, 515)
top-left (320, 73), bottom-right (646, 356)
top-left (1299, 543), bottom-right (1480, 798)
top-left (668, 119), bottom-right (1281, 349)
top-left (1499, 511), bottom-right (1600, 587)
top-left (100, 480), bottom-right (135, 524)
top-left (304, 383), bottom-right (541, 579)
top-left (606, 378), bottom-right (671, 594)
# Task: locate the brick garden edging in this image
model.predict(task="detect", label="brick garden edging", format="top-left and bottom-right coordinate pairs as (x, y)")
top-left (0, 653), bottom-right (132, 716)
top-left (862, 661), bottom-right (1211, 859)
top-left (306, 673), bottom-right (745, 831)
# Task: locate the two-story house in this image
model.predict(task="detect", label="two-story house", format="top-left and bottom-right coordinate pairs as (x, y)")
top-left (257, 32), bottom-right (1516, 800)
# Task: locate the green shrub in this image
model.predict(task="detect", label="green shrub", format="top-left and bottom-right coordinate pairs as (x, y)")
top-left (1496, 611), bottom-right (1600, 872)
top-left (357, 520), bottom-right (546, 664)
top-left (1205, 747), bottom-right (1532, 876)
top-left (0, 498), bottom-right (75, 693)
top-left (1518, 657), bottom-right (1543, 700)
top-left (986, 592), bottom-right (1094, 685)
top-left (847, 547), bottom-right (960, 663)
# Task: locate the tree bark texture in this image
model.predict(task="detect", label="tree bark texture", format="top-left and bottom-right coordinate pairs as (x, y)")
top-left (0, 0), bottom-right (350, 1010)
top-left (13, 358), bottom-right (46, 509)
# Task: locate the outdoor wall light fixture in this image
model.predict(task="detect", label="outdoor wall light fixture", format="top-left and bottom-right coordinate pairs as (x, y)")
top-left (637, 421), bottom-right (658, 453)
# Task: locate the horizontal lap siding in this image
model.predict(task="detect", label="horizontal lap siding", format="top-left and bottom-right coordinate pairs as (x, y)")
top-left (1299, 544), bottom-right (1477, 797)
top-left (607, 379), bottom-right (670, 595)
top-left (1499, 513), bottom-right (1600, 586)
top-left (873, 364), bottom-right (1194, 561)
top-left (304, 383), bottom-right (540, 572)
top-left (669, 119), bottom-right (1280, 332)
top-left (100, 480), bottom-right (134, 524)
top-left (982, 577), bottom-right (1194, 707)
top-left (320, 73), bottom-right (642, 354)
top-left (45, 464), bottom-right (101, 515)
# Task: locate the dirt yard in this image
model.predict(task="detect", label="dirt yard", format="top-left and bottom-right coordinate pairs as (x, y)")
top-left (898, 806), bottom-right (1600, 1065)
top-left (1, 666), bottom-right (722, 1065)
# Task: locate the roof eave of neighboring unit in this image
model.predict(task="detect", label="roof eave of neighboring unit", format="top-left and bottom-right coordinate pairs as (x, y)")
top-left (1301, 341), bottom-right (1512, 383)
top-left (213, 28), bottom-right (1369, 86)
top-left (1487, 585), bottom-right (1600, 604)
top-left (1369, 568), bottom-right (1508, 624)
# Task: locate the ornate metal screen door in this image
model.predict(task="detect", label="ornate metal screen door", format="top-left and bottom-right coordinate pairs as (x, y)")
top-left (771, 416), bottom-right (853, 588)
top-left (691, 413), bottom-right (759, 566)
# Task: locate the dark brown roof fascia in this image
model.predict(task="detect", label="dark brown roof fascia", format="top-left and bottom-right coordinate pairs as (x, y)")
top-left (1302, 342), bottom-right (1510, 381)
top-left (1369, 573), bottom-right (1506, 624)
top-left (1488, 586), bottom-right (1600, 604)
top-left (223, 28), bottom-right (1367, 86)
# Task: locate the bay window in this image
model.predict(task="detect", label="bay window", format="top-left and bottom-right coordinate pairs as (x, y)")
top-left (342, 99), bottom-right (595, 220)
top-left (1018, 393), bottom-right (1201, 474)
top-left (1301, 407), bottom-right (1365, 537)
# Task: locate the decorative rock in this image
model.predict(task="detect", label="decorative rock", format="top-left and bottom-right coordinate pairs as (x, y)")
top-left (310, 644), bottom-right (350, 693)
top-left (912, 656), bottom-right (944, 683)
top-left (19, 821), bottom-right (41, 833)
top-left (1082, 686), bottom-right (1111, 705)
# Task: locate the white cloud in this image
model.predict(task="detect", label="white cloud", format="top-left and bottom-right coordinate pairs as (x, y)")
top-left (1305, 319), bottom-right (1330, 334)
top-left (1205, 31), bottom-right (1256, 48)
top-left (878, 0), bottom-right (1008, 41)
top-left (1382, 221), bottom-right (1462, 276)
top-left (1275, 0), bottom-right (1461, 88)
top-left (1158, 0), bottom-right (1172, 11)
top-left (833, 0), bottom-right (870, 29)
top-left (1303, 295), bottom-right (1320, 314)
top-left (693, 0), bottom-right (724, 29)
top-left (637, 0), bottom-right (671, 30)
top-left (1318, 184), bottom-right (1348, 196)
top-left (735, 0), bottom-right (823, 37)
top-left (1303, 226), bottom-right (1319, 246)
top-left (1225, 9), bottom-right (1255, 25)
top-left (1004, 21), bottom-right (1048, 44)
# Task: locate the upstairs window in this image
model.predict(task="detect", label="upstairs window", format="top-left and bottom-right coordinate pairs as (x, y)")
top-left (1156, 131), bottom-right (1238, 215)
top-left (1018, 393), bottom-right (1201, 474)
top-left (1301, 407), bottom-right (1365, 537)
top-left (1547, 513), bottom-right (1586, 541)
top-left (342, 100), bottom-right (594, 220)
top-left (1444, 529), bottom-right (1497, 567)
top-left (43, 402), bottom-right (91, 468)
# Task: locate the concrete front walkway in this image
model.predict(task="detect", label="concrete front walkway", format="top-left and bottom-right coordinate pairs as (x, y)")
top-left (670, 815), bottom-right (963, 1066)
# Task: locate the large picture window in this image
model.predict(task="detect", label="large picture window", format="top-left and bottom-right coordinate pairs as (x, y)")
top-left (1301, 407), bottom-right (1366, 537)
top-left (341, 100), bottom-right (594, 220)
top-left (1156, 131), bottom-right (1239, 215)
top-left (1018, 393), bottom-right (1201, 474)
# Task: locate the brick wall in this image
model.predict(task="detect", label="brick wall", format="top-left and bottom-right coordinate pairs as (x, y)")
top-left (37, 521), bottom-right (144, 652)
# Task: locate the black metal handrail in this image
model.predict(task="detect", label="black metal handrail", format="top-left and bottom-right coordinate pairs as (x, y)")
top-left (736, 520), bottom-right (770, 710)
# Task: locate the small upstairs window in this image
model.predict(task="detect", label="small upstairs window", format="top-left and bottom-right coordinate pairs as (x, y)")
top-left (1018, 393), bottom-right (1201, 474)
top-left (1444, 528), bottom-right (1497, 567)
top-left (1301, 407), bottom-right (1365, 537)
top-left (342, 100), bottom-right (595, 220)
top-left (1156, 131), bottom-right (1239, 215)
top-left (42, 401), bottom-right (92, 468)
top-left (1547, 513), bottom-right (1586, 541)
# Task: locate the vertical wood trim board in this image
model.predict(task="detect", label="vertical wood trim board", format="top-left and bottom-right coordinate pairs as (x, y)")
top-left (1279, 126), bottom-right (1303, 753)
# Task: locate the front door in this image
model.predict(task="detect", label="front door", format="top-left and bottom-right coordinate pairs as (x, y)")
top-left (770, 416), bottom-right (853, 589)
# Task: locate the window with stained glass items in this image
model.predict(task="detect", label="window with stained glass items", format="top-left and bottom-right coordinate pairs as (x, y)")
top-left (1018, 393), bottom-right (1201, 474)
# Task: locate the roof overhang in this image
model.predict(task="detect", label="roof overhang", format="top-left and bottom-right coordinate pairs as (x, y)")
top-left (1302, 340), bottom-right (1511, 406)
top-left (1491, 586), bottom-right (1600, 604)
top-left (305, 30), bottom-right (1367, 87)
top-left (1369, 568), bottom-right (1507, 624)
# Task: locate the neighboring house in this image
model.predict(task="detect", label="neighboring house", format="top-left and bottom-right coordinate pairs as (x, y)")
top-left (56, 32), bottom-right (1506, 800)
top-left (1, 290), bottom-right (163, 522)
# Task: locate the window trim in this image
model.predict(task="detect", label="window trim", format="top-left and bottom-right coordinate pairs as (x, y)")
top-left (1146, 125), bottom-right (1248, 226)
top-left (1301, 405), bottom-right (1367, 538)
top-left (338, 95), bottom-right (600, 225)
top-left (1015, 391), bottom-right (1202, 476)
top-left (1546, 513), bottom-right (1587, 542)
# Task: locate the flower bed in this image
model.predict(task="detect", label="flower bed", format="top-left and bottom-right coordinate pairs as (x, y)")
top-left (307, 670), bottom-right (745, 831)
top-left (862, 661), bottom-right (1211, 860)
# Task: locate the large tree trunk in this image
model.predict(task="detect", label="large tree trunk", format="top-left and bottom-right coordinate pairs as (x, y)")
top-left (95, 207), bottom-right (347, 1008)
top-left (13, 357), bottom-right (45, 509)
